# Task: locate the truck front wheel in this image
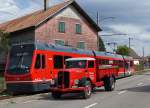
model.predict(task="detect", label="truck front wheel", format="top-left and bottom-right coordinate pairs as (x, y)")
top-left (104, 77), bottom-right (115, 91)
top-left (82, 81), bottom-right (92, 99)
top-left (51, 92), bottom-right (62, 99)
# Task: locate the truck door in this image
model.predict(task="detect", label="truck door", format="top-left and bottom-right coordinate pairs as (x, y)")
top-left (87, 60), bottom-right (96, 82)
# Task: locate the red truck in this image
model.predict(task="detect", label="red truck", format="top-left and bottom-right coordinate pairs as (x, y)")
top-left (50, 57), bottom-right (119, 99)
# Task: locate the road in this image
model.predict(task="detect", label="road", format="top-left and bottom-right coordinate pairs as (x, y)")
top-left (1, 72), bottom-right (150, 108)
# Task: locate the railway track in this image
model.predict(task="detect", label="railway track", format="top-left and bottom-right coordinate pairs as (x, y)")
top-left (0, 90), bottom-right (51, 100)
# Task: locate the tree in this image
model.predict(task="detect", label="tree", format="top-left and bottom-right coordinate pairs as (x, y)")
top-left (98, 37), bottom-right (106, 51)
top-left (116, 45), bottom-right (130, 56)
top-left (0, 30), bottom-right (10, 54)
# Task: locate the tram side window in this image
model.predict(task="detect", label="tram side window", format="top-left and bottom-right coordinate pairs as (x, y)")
top-left (35, 54), bottom-right (41, 69)
top-left (54, 55), bottom-right (63, 69)
top-left (102, 59), bottom-right (109, 65)
top-left (99, 59), bottom-right (102, 65)
top-left (130, 61), bottom-right (133, 67)
top-left (42, 55), bottom-right (46, 69)
top-left (102, 59), bottom-right (106, 65)
top-left (118, 61), bottom-right (123, 67)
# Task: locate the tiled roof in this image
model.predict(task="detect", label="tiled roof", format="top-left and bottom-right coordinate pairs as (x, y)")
top-left (0, 0), bottom-right (101, 33)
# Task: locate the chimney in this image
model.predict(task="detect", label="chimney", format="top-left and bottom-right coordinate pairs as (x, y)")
top-left (44, 0), bottom-right (49, 11)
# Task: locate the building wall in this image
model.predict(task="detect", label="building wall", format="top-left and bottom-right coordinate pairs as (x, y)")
top-left (35, 5), bottom-right (98, 50)
top-left (10, 29), bottom-right (35, 45)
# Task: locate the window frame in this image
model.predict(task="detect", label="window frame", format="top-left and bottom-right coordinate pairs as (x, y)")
top-left (77, 41), bottom-right (86, 49)
top-left (58, 21), bottom-right (65, 33)
top-left (55, 39), bottom-right (65, 46)
top-left (76, 23), bottom-right (82, 34)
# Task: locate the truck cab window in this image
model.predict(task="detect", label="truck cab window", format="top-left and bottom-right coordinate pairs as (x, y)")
top-left (54, 55), bottom-right (63, 69)
top-left (64, 56), bottom-right (72, 64)
top-left (88, 61), bottom-right (94, 68)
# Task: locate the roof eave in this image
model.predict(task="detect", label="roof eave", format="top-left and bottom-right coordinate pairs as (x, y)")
top-left (72, 1), bottom-right (102, 32)
top-left (35, 0), bottom-right (102, 32)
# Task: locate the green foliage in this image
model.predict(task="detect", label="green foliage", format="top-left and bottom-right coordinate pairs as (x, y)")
top-left (116, 45), bottom-right (130, 56)
top-left (0, 30), bottom-right (9, 54)
top-left (98, 37), bottom-right (106, 51)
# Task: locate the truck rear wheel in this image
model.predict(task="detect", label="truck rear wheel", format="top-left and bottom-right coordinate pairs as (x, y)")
top-left (104, 77), bottom-right (115, 91)
top-left (51, 92), bottom-right (62, 99)
top-left (82, 81), bottom-right (92, 99)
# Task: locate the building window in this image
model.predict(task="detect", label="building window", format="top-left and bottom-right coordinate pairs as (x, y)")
top-left (55, 40), bottom-right (65, 46)
top-left (58, 22), bottom-right (65, 33)
top-left (76, 24), bottom-right (81, 34)
top-left (77, 42), bottom-right (85, 49)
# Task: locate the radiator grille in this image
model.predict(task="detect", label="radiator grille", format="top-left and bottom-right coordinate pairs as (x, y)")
top-left (58, 71), bottom-right (70, 88)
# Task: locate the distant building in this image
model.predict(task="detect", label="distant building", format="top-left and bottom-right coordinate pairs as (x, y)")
top-left (143, 56), bottom-right (150, 68)
top-left (0, 0), bottom-right (102, 72)
top-left (129, 48), bottom-right (141, 65)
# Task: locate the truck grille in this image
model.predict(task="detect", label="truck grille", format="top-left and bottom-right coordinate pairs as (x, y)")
top-left (58, 71), bottom-right (70, 88)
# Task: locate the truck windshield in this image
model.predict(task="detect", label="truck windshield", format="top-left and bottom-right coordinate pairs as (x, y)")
top-left (66, 60), bottom-right (86, 69)
top-left (7, 44), bottom-right (34, 75)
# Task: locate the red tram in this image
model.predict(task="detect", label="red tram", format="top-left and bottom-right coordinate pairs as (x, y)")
top-left (4, 43), bottom-right (134, 94)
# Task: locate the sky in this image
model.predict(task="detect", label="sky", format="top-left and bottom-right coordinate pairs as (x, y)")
top-left (0, 0), bottom-right (150, 56)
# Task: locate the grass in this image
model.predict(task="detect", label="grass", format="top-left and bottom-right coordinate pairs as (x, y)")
top-left (0, 77), bottom-right (5, 90)
top-left (135, 68), bottom-right (150, 75)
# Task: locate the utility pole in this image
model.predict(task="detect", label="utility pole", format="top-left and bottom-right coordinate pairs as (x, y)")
top-left (128, 37), bottom-right (133, 49)
top-left (142, 47), bottom-right (145, 69)
top-left (143, 47), bottom-right (145, 58)
top-left (96, 12), bottom-right (100, 51)
top-left (107, 42), bottom-right (117, 53)
top-left (97, 12), bottom-right (99, 26)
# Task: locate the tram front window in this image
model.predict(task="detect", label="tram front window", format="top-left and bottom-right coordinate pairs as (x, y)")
top-left (7, 44), bottom-right (34, 75)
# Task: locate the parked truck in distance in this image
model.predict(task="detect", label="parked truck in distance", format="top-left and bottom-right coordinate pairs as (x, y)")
top-left (50, 57), bottom-right (119, 99)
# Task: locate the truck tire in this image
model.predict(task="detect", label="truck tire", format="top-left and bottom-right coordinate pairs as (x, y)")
top-left (82, 80), bottom-right (92, 99)
top-left (51, 92), bottom-right (62, 99)
top-left (104, 77), bottom-right (115, 91)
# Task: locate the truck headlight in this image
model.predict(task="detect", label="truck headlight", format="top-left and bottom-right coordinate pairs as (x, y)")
top-left (74, 79), bottom-right (79, 85)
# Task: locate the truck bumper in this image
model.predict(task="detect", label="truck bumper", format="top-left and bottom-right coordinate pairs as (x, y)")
top-left (50, 87), bottom-right (85, 93)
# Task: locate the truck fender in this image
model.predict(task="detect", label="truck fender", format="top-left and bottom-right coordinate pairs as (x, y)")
top-left (79, 77), bottom-right (92, 87)
top-left (79, 77), bottom-right (87, 86)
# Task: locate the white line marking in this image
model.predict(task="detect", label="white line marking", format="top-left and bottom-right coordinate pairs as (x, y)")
top-left (137, 83), bottom-right (143, 86)
top-left (84, 103), bottom-right (98, 108)
top-left (118, 90), bottom-right (127, 95)
top-left (23, 100), bottom-right (37, 104)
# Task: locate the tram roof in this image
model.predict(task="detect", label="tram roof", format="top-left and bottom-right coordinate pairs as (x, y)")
top-left (35, 42), bottom-right (93, 55)
top-left (11, 42), bottom-right (127, 59)
top-left (93, 51), bottom-right (123, 59)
